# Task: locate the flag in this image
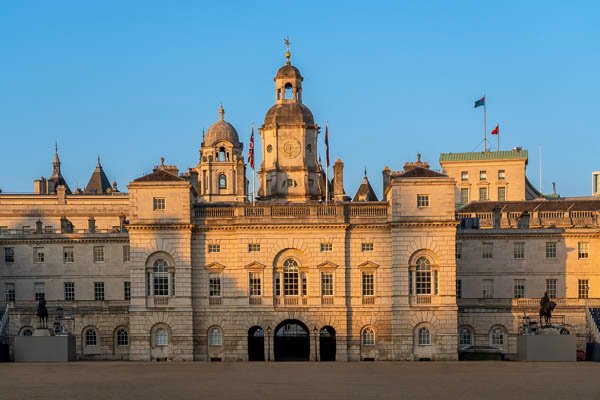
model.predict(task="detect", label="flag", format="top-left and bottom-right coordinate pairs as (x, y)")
top-left (248, 127), bottom-right (254, 170)
top-left (324, 122), bottom-right (330, 167)
top-left (474, 96), bottom-right (485, 108)
top-left (491, 124), bottom-right (499, 135)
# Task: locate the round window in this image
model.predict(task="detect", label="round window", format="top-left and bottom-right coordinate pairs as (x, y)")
top-left (267, 144), bottom-right (273, 153)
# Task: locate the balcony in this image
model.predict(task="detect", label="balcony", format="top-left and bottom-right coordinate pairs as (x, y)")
top-left (249, 297), bottom-right (262, 305)
top-left (321, 296), bottom-right (334, 305)
top-left (409, 295), bottom-right (439, 306)
top-left (153, 297), bottom-right (169, 306)
top-left (209, 297), bottom-right (222, 305)
top-left (273, 296), bottom-right (308, 306)
top-left (362, 296), bottom-right (375, 305)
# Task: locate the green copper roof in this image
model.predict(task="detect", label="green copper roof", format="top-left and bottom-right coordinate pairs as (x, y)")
top-left (439, 150), bottom-right (528, 162)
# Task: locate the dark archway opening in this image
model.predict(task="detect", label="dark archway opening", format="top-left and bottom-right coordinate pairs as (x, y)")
top-left (248, 326), bottom-right (265, 361)
top-left (274, 319), bottom-right (310, 361)
top-left (320, 326), bottom-right (336, 361)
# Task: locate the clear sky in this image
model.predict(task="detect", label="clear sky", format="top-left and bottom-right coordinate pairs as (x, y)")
top-left (1, 1), bottom-right (598, 198)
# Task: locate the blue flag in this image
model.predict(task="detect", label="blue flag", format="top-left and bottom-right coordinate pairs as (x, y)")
top-left (474, 96), bottom-right (485, 108)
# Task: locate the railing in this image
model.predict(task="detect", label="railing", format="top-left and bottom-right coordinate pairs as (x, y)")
top-left (0, 228), bottom-right (127, 235)
top-left (249, 297), bottom-right (262, 305)
top-left (321, 296), bottom-right (334, 305)
top-left (271, 206), bottom-right (310, 217)
top-left (153, 297), bottom-right (169, 306)
top-left (209, 297), bottom-right (222, 305)
top-left (410, 295), bottom-right (432, 305)
top-left (316, 206), bottom-right (337, 216)
top-left (349, 205), bottom-right (387, 217)
top-left (513, 298), bottom-right (600, 307)
top-left (539, 211), bottom-right (564, 219)
top-left (587, 308), bottom-right (600, 343)
top-left (362, 296), bottom-right (375, 305)
top-left (194, 207), bottom-right (234, 218)
top-left (458, 210), bottom-right (600, 229)
top-left (273, 296), bottom-right (308, 306)
top-left (244, 207), bottom-right (264, 217)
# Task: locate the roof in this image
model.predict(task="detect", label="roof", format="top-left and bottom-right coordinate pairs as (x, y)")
top-left (439, 150), bottom-right (528, 162)
top-left (276, 63), bottom-right (303, 79)
top-left (84, 160), bottom-right (112, 195)
top-left (391, 166), bottom-right (447, 179)
top-left (133, 169), bottom-right (184, 183)
top-left (263, 103), bottom-right (315, 126)
top-left (205, 120), bottom-right (240, 147)
top-left (459, 198), bottom-right (600, 213)
top-left (353, 176), bottom-right (378, 202)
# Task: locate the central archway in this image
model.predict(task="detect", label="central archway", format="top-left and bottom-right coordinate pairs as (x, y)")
top-left (274, 319), bottom-right (310, 361)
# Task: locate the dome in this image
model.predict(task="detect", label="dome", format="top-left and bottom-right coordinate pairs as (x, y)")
top-left (275, 64), bottom-right (303, 80)
top-left (263, 103), bottom-right (314, 126)
top-left (204, 105), bottom-right (240, 146)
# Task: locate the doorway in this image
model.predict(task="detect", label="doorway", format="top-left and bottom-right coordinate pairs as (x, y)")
top-left (274, 320), bottom-right (310, 361)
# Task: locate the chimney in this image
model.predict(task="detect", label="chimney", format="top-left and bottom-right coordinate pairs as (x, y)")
top-left (492, 205), bottom-right (502, 229)
top-left (88, 217), bottom-right (96, 233)
top-left (517, 211), bottom-right (530, 229)
top-left (382, 166), bottom-right (391, 195)
top-left (333, 159), bottom-right (345, 201)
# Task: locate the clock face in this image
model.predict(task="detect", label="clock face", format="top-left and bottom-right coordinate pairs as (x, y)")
top-left (282, 140), bottom-right (301, 159)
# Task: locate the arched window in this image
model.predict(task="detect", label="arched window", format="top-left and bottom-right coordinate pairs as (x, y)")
top-left (153, 258), bottom-right (170, 296)
top-left (209, 327), bottom-right (222, 346)
top-left (218, 147), bottom-right (226, 161)
top-left (219, 174), bottom-right (227, 189)
top-left (418, 327), bottom-right (431, 345)
top-left (284, 82), bottom-right (293, 100)
top-left (415, 257), bottom-right (432, 295)
top-left (116, 329), bottom-right (129, 346)
top-left (361, 327), bottom-right (375, 346)
top-left (20, 327), bottom-right (33, 336)
top-left (490, 327), bottom-right (504, 347)
top-left (283, 258), bottom-right (299, 296)
top-left (459, 327), bottom-right (472, 347)
top-left (155, 328), bottom-right (168, 346)
top-left (85, 329), bottom-right (97, 346)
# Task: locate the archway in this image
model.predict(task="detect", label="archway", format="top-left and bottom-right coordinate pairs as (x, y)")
top-left (248, 326), bottom-right (265, 361)
top-left (274, 319), bottom-right (310, 361)
top-left (319, 326), bottom-right (336, 361)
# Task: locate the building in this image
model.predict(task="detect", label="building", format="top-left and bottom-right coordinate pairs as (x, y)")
top-left (0, 49), bottom-right (459, 361)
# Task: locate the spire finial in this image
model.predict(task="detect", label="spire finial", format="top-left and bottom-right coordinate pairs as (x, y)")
top-left (55, 142), bottom-right (58, 154)
top-left (219, 103), bottom-right (225, 121)
top-left (417, 153), bottom-right (421, 162)
top-left (97, 155), bottom-right (101, 167)
top-left (364, 167), bottom-right (367, 177)
top-left (284, 36), bottom-right (291, 65)
top-left (202, 128), bottom-right (205, 141)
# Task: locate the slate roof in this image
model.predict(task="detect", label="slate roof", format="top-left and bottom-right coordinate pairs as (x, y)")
top-left (391, 166), bottom-right (447, 179)
top-left (353, 176), bottom-right (378, 202)
top-left (459, 198), bottom-right (600, 213)
top-left (439, 150), bottom-right (528, 162)
top-left (133, 169), bottom-right (184, 183)
top-left (84, 160), bottom-right (112, 194)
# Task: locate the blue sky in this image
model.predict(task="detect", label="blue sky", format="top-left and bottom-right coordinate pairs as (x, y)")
top-left (1, 1), bottom-right (598, 197)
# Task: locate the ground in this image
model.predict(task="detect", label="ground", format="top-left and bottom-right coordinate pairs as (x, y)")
top-left (1, 362), bottom-right (599, 400)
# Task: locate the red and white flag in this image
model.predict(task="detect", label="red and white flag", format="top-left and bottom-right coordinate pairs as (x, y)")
top-left (248, 127), bottom-right (254, 170)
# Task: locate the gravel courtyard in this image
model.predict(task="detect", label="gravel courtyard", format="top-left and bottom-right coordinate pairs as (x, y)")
top-left (1, 361), bottom-right (599, 400)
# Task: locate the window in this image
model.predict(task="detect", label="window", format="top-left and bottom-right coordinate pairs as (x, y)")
top-left (93, 246), bottom-right (104, 263)
top-left (455, 242), bottom-right (462, 260)
top-left (498, 170), bottom-right (506, 180)
top-left (218, 174), bottom-right (227, 189)
top-left (479, 187), bottom-right (488, 201)
top-left (64, 282), bottom-right (75, 301)
top-left (248, 243), bottom-right (261, 252)
top-left (479, 170), bottom-right (487, 181)
top-left (63, 246), bottom-right (74, 263)
top-left (482, 279), bottom-right (494, 299)
top-left (579, 279), bottom-right (589, 299)
top-left (153, 197), bottom-right (165, 210)
top-left (461, 171), bottom-right (468, 181)
top-left (546, 242), bottom-right (557, 259)
top-left (94, 282), bottom-right (105, 301)
top-left (152, 258), bottom-right (171, 296)
top-left (208, 244), bottom-right (221, 253)
top-left (283, 259), bottom-right (299, 296)
top-left (361, 327), bottom-right (375, 346)
top-left (415, 257), bottom-right (432, 295)
top-left (513, 279), bottom-right (526, 298)
top-left (116, 329), bottom-right (128, 346)
top-left (321, 272), bottom-right (334, 297)
top-left (4, 247), bottom-right (14, 263)
top-left (5, 283), bottom-right (15, 302)
top-left (418, 327), bottom-right (431, 345)
top-left (85, 329), bottom-right (97, 346)
top-left (123, 245), bottom-right (130, 262)
top-left (460, 188), bottom-right (469, 205)
top-left (459, 327), bottom-right (472, 347)
top-left (320, 242), bottom-right (333, 252)
top-left (274, 272), bottom-right (281, 296)
top-left (497, 187), bottom-right (506, 202)
top-left (514, 242), bottom-right (525, 259)
top-left (362, 272), bottom-right (375, 297)
top-left (209, 327), bottom-right (222, 346)
top-left (491, 327), bottom-right (504, 347)
top-left (546, 279), bottom-right (557, 298)
top-left (578, 242), bottom-right (589, 259)
top-left (124, 281), bottom-right (131, 300)
top-left (301, 272), bottom-right (307, 296)
top-left (361, 242), bottom-right (374, 252)
top-left (482, 242), bottom-right (493, 259)
top-left (417, 194), bottom-right (430, 208)
top-left (249, 272), bottom-right (261, 296)
top-left (34, 282), bottom-right (45, 301)
top-left (456, 280), bottom-right (462, 299)
top-left (209, 273), bottom-right (221, 297)
top-left (154, 328), bottom-right (168, 346)
top-left (44, 226), bottom-right (54, 234)
top-left (33, 247), bottom-right (45, 263)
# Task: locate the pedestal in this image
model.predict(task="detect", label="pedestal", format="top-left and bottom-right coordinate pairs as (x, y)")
top-left (14, 334), bottom-right (76, 362)
top-left (517, 333), bottom-right (576, 361)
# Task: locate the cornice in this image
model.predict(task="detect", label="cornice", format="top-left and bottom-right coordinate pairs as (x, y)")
top-left (128, 224), bottom-right (194, 232)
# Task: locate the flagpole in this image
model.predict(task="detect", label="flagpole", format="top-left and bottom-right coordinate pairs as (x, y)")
top-left (325, 121), bottom-right (329, 205)
top-left (497, 127), bottom-right (500, 151)
top-left (483, 97), bottom-right (487, 151)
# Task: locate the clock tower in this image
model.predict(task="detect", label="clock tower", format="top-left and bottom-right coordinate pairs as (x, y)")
top-left (257, 45), bottom-right (325, 202)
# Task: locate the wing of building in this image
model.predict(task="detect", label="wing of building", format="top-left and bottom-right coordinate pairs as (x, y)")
top-left (0, 49), bottom-right (598, 362)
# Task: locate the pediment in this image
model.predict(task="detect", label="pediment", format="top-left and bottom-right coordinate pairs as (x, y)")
top-left (358, 261), bottom-right (380, 270)
top-left (317, 261), bottom-right (339, 270)
top-left (244, 261), bottom-right (266, 271)
top-left (205, 262), bottom-right (226, 272)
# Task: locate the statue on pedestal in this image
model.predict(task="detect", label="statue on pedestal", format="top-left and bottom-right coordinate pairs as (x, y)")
top-left (37, 299), bottom-right (48, 329)
top-left (539, 292), bottom-right (556, 327)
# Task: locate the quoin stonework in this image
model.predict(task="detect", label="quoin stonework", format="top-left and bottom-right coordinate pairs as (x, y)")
top-left (1, 49), bottom-right (598, 362)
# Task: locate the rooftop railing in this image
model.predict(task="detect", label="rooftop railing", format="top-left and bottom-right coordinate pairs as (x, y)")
top-left (457, 210), bottom-right (599, 229)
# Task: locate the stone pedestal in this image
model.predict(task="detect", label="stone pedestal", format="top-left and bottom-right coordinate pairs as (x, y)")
top-left (517, 333), bottom-right (576, 361)
top-left (14, 334), bottom-right (76, 362)
top-left (32, 328), bottom-right (53, 337)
